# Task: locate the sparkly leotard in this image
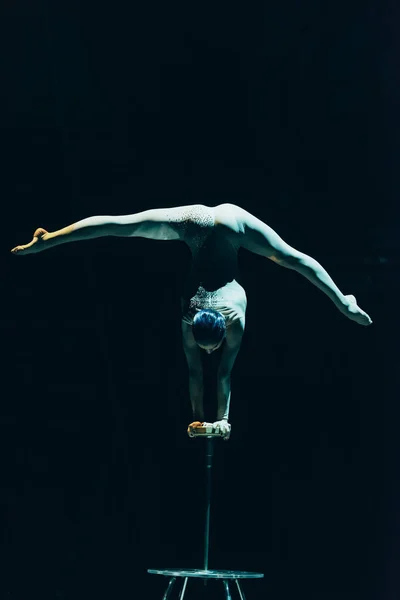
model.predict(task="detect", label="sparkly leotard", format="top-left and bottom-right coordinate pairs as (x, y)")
top-left (176, 204), bottom-right (247, 329)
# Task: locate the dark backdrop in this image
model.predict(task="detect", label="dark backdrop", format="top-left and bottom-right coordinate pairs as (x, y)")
top-left (1, 1), bottom-right (396, 599)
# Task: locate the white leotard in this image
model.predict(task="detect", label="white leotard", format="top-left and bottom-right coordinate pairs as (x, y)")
top-left (179, 204), bottom-right (247, 329)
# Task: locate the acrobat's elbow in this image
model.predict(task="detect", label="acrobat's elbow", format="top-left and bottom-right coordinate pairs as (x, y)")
top-left (270, 251), bottom-right (303, 269)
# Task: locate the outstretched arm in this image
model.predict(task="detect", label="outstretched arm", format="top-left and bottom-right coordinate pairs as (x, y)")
top-left (181, 321), bottom-right (205, 423)
top-left (234, 205), bottom-right (372, 326)
top-left (11, 206), bottom-right (190, 255)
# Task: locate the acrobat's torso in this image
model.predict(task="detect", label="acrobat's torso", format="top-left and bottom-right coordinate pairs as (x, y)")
top-left (179, 204), bottom-right (247, 328)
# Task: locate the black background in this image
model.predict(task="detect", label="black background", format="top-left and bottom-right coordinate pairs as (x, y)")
top-left (1, 1), bottom-right (398, 599)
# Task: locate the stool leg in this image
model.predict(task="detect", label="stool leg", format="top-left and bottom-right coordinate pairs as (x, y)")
top-left (162, 577), bottom-right (176, 600)
top-left (179, 577), bottom-right (189, 600)
top-left (222, 579), bottom-right (232, 600)
top-left (235, 579), bottom-right (247, 600)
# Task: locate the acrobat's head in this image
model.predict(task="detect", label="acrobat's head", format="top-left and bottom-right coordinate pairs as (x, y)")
top-left (192, 309), bottom-right (226, 354)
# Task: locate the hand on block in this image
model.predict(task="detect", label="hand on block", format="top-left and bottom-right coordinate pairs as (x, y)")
top-left (212, 419), bottom-right (231, 440)
top-left (187, 420), bottom-right (231, 440)
top-left (187, 421), bottom-right (204, 437)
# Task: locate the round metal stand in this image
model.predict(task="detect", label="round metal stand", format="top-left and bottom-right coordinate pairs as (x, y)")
top-left (148, 427), bottom-right (264, 598)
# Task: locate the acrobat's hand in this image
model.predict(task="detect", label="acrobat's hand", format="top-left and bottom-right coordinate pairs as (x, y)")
top-left (187, 421), bottom-right (203, 438)
top-left (11, 228), bottom-right (48, 255)
top-left (341, 294), bottom-right (373, 326)
top-left (212, 420), bottom-right (231, 441)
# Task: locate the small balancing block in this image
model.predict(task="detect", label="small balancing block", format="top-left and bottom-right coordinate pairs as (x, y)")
top-left (187, 421), bottom-right (225, 438)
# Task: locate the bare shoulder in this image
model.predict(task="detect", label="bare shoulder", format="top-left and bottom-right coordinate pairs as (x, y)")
top-left (181, 320), bottom-right (203, 371)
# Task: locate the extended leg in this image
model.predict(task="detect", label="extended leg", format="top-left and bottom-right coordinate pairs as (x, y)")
top-left (11, 206), bottom-right (188, 255)
top-left (235, 579), bottom-right (247, 600)
top-left (162, 577), bottom-right (176, 600)
top-left (222, 580), bottom-right (232, 600)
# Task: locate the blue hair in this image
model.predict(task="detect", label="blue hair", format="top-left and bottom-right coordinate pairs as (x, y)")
top-left (192, 309), bottom-right (226, 346)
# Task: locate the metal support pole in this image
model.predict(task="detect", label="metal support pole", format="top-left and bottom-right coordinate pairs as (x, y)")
top-left (179, 577), bottom-right (189, 600)
top-left (162, 577), bottom-right (176, 600)
top-left (235, 579), bottom-right (247, 600)
top-left (203, 437), bottom-right (215, 571)
top-left (223, 579), bottom-right (233, 599)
